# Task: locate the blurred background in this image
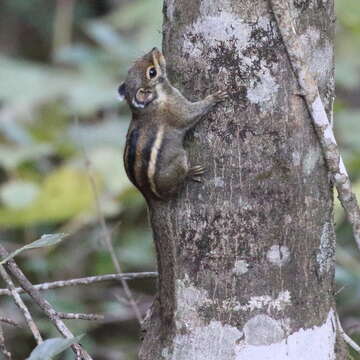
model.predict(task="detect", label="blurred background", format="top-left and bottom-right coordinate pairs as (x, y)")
top-left (0, 0), bottom-right (359, 359)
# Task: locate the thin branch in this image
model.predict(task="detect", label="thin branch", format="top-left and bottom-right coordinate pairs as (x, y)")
top-left (0, 245), bottom-right (92, 360)
top-left (57, 312), bottom-right (104, 321)
top-left (0, 264), bottom-right (43, 344)
top-left (334, 285), bottom-right (346, 297)
top-left (0, 272), bottom-right (157, 296)
top-left (269, 0), bottom-right (360, 249)
top-left (0, 317), bottom-right (18, 327)
top-left (77, 119), bottom-right (143, 325)
top-left (0, 323), bottom-right (12, 360)
top-left (336, 313), bottom-right (360, 353)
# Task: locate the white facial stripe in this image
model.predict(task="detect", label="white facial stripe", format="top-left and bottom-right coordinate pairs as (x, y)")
top-left (131, 98), bottom-right (145, 109)
top-left (117, 93), bottom-right (125, 101)
top-left (148, 125), bottom-right (164, 198)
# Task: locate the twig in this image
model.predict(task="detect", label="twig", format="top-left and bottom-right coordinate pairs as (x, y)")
top-left (0, 323), bottom-right (12, 359)
top-left (77, 119), bottom-right (143, 324)
top-left (0, 272), bottom-right (157, 296)
top-left (336, 313), bottom-right (360, 353)
top-left (0, 317), bottom-right (18, 327)
top-left (269, 0), bottom-right (360, 249)
top-left (88, 166), bottom-right (143, 324)
top-left (0, 245), bottom-right (93, 360)
top-left (57, 312), bottom-right (104, 321)
top-left (0, 264), bottom-right (43, 344)
top-left (334, 285), bottom-right (346, 297)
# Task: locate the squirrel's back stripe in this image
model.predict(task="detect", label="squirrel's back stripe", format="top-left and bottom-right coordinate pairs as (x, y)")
top-left (124, 126), bottom-right (165, 199)
top-left (147, 125), bottom-right (164, 198)
top-left (124, 128), bottom-right (140, 188)
top-left (139, 130), bottom-right (158, 198)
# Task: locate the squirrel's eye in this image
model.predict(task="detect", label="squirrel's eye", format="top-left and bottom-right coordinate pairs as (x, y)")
top-left (146, 66), bottom-right (157, 79)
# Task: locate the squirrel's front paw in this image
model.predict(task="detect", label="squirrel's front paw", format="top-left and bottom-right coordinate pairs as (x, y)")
top-left (212, 90), bottom-right (229, 102)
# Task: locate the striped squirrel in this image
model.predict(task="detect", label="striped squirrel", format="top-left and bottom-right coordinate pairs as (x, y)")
top-left (118, 47), bottom-right (228, 200)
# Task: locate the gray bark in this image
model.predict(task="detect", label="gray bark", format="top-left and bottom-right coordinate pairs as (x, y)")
top-left (140, 0), bottom-right (346, 359)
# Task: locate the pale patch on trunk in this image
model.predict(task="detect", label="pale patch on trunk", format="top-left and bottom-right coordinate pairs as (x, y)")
top-left (266, 245), bottom-right (291, 267)
top-left (316, 222), bottom-right (335, 274)
top-left (163, 320), bottom-right (243, 360)
top-left (236, 309), bottom-right (336, 359)
top-left (182, 13), bottom-right (279, 110)
top-left (183, 13), bottom-right (251, 57)
top-left (299, 27), bottom-right (333, 87)
top-left (232, 291), bottom-right (291, 313)
top-left (233, 259), bottom-right (249, 275)
top-left (246, 66), bottom-right (279, 110)
top-left (303, 146), bottom-right (321, 175)
top-left (162, 310), bottom-right (336, 360)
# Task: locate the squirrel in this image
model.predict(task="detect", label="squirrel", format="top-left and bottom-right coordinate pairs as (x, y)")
top-left (118, 47), bottom-right (228, 200)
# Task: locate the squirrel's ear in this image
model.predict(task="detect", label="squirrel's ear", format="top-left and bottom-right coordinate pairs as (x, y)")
top-left (117, 83), bottom-right (126, 101)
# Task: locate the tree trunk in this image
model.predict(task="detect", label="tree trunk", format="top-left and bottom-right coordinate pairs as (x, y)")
top-left (140, 0), bottom-right (347, 359)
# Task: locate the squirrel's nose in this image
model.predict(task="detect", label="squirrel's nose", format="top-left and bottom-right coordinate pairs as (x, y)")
top-left (152, 47), bottom-right (162, 55)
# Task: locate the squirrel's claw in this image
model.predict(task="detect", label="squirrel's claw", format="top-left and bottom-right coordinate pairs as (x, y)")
top-left (212, 90), bottom-right (229, 102)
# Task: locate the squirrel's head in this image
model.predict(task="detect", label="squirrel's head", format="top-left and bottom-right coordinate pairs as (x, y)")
top-left (118, 47), bottom-right (167, 111)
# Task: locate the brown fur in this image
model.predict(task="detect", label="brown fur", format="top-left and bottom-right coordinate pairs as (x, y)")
top-left (119, 47), bottom-right (228, 200)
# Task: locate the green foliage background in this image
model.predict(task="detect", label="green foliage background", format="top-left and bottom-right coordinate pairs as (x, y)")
top-left (0, 0), bottom-right (359, 358)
